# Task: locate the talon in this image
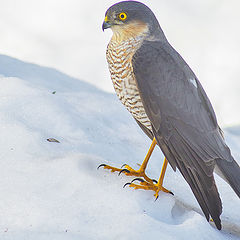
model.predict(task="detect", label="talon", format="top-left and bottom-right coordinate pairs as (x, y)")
top-left (154, 195), bottom-right (159, 201)
top-left (152, 179), bottom-right (158, 184)
top-left (131, 178), bottom-right (144, 183)
top-left (97, 164), bottom-right (106, 170)
top-left (121, 164), bottom-right (127, 168)
top-left (169, 191), bottom-right (174, 196)
top-left (123, 182), bottom-right (131, 188)
top-left (118, 169), bottom-right (130, 176)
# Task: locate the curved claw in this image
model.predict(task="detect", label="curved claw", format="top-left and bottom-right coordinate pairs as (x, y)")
top-left (97, 164), bottom-right (106, 170)
top-left (121, 164), bottom-right (127, 168)
top-left (154, 190), bottom-right (174, 201)
top-left (123, 182), bottom-right (131, 188)
top-left (118, 169), bottom-right (130, 176)
top-left (152, 179), bottom-right (158, 184)
top-left (131, 178), bottom-right (144, 183)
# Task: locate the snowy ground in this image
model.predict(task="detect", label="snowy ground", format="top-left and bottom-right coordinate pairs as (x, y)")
top-left (0, 55), bottom-right (239, 240)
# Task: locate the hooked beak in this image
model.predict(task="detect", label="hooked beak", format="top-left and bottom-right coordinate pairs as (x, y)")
top-left (102, 21), bottom-right (112, 31)
top-left (102, 16), bottom-right (112, 31)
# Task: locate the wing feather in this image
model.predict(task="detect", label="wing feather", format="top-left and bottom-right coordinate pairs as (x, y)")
top-left (132, 40), bottom-right (233, 229)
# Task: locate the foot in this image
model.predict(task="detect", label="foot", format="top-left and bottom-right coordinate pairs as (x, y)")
top-left (124, 178), bottom-right (173, 199)
top-left (97, 163), bottom-right (155, 183)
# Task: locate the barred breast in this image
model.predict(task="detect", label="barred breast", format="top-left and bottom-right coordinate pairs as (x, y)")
top-left (106, 36), bottom-right (152, 130)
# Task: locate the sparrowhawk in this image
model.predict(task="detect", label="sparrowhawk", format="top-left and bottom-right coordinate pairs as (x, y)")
top-left (99, 0), bottom-right (240, 230)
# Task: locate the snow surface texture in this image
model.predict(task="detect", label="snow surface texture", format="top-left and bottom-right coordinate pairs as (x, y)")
top-left (0, 0), bottom-right (240, 126)
top-left (0, 55), bottom-right (239, 240)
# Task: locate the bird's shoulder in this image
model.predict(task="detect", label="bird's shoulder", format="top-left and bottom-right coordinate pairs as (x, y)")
top-left (133, 39), bottom-right (196, 90)
top-left (132, 39), bottom-right (218, 132)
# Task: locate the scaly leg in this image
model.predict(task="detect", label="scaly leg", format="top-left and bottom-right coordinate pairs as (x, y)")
top-left (98, 138), bottom-right (157, 183)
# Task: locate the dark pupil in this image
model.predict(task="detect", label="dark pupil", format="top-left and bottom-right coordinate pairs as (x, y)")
top-left (121, 14), bottom-right (124, 19)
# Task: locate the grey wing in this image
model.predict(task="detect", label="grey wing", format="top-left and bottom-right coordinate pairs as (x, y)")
top-left (132, 40), bottom-right (234, 229)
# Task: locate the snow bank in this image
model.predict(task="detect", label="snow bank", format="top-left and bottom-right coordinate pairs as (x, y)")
top-left (0, 55), bottom-right (239, 239)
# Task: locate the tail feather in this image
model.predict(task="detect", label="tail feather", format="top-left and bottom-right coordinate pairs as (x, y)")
top-left (216, 158), bottom-right (240, 198)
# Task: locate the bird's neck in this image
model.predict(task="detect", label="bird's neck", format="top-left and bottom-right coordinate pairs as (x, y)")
top-left (111, 21), bottom-right (149, 43)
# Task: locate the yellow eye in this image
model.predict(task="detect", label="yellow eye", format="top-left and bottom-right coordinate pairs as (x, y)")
top-left (119, 12), bottom-right (127, 21)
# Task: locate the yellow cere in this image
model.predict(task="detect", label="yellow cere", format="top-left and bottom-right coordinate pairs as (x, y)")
top-left (119, 12), bottom-right (127, 21)
top-left (104, 16), bottom-right (108, 22)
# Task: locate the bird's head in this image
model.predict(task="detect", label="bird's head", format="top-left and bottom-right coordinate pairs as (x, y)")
top-left (102, 1), bottom-right (165, 41)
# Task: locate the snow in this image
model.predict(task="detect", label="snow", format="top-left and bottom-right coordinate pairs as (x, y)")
top-left (0, 55), bottom-right (239, 239)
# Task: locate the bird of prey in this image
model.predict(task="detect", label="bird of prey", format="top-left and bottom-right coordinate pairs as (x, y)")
top-left (100, 0), bottom-right (240, 230)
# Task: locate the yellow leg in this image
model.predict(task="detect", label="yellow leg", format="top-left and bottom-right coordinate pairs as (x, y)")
top-left (138, 137), bottom-right (157, 172)
top-left (98, 138), bottom-right (157, 183)
top-left (127, 157), bottom-right (172, 198)
top-left (98, 137), bottom-right (172, 197)
top-left (154, 157), bottom-right (170, 198)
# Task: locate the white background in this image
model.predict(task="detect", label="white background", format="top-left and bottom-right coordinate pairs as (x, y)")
top-left (0, 0), bottom-right (240, 126)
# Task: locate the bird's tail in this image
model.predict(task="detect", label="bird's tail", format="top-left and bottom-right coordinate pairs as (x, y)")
top-left (216, 158), bottom-right (240, 198)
